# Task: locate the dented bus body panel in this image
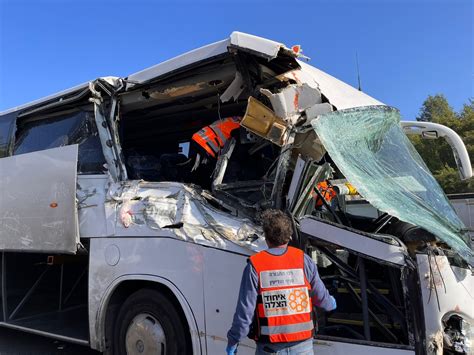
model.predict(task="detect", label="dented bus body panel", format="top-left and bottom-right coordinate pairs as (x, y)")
top-left (0, 32), bottom-right (472, 355)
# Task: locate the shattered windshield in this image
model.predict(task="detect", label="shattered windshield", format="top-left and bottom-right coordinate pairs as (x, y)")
top-left (311, 105), bottom-right (473, 264)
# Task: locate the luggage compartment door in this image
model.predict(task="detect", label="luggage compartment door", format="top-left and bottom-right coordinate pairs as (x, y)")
top-left (0, 145), bottom-right (79, 253)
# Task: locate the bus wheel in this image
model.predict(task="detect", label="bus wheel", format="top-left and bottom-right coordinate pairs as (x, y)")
top-left (114, 289), bottom-right (188, 355)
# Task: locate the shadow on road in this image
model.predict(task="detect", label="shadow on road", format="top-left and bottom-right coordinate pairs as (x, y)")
top-left (0, 328), bottom-right (101, 354)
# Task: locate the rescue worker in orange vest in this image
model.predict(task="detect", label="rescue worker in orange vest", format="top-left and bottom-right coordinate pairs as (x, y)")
top-left (226, 209), bottom-right (336, 355)
top-left (191, 116), bottom-right (241, 170)
top-left (185, 116), bottom-right (241, 188)
top-left (313, 180), bottom-right (358, 210)
top-left (313, 181), bottom-right (338, 209)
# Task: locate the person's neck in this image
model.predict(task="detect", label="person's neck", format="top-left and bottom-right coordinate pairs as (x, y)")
top-left (267, 243), bottom-right (288, 249)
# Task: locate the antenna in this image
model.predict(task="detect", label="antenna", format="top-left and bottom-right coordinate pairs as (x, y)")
top-left (356, 52), bottom-right (362, 91)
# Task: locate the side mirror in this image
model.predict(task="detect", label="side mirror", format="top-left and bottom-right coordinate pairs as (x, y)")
top-left (401, 121), bottom-right (473, 180)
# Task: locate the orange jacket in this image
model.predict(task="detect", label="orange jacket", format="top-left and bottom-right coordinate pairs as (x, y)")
top-left (313, 181), bottom-right (337, 208)
top-left (192, 116), bottom-right (241, 158)
top-left (249, 246), bottom-right (314, 343)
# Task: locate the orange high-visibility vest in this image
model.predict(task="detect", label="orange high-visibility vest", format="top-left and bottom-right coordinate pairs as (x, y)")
top-left (192, 116), bottom-right (241, 158)
top-left (312, 181), bottom-right (337, 208)
top-left (249, 246), bottom-right (314, 343)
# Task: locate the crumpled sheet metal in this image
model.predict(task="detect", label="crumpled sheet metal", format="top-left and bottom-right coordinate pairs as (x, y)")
top-left (230, 32), bottom-right (284, 59)
top-left (286, 62), bottom-right (384, 110)
top-left (220, 72), bottom-right (244, 103)
top-left (111, 181), bottom-right (264, 250)
top-left (428, 330), bottom-right (444, 355)
top-left (261, 83), bottom-right (322, 123)
top-left (77, 175), bottom-right (113, 238)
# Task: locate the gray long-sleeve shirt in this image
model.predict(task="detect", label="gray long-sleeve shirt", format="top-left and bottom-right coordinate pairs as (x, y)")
top-left (227, 247), bottom-right (336, 348)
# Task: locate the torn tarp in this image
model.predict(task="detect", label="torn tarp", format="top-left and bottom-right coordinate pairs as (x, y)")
top-left (110, 181), bottom-right (264, 250)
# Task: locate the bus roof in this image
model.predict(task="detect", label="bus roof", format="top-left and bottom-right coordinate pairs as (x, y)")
top-left (1, 32), bottom-right (381, 115)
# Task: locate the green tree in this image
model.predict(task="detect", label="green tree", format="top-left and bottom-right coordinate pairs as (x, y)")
top-left (417, 94), bottom-right (457, 123)
top-left (409, 95), bottom-right (474, 193)
top-left (459, 99), bottom-right (474, 160)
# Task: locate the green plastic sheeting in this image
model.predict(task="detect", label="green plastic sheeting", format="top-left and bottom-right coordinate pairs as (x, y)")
top-left (311, 105), bottom-right (472, 265)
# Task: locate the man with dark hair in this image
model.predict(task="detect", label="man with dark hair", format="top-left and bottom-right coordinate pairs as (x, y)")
top-left (226, 209), bottom-right (336, 355)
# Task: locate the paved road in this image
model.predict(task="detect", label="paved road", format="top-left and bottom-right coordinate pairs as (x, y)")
top-left (0, 328), bottom-right (101, 354)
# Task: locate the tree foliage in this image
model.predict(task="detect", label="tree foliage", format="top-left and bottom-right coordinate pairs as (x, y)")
top-left (409, 95), bottom-right (474, 194)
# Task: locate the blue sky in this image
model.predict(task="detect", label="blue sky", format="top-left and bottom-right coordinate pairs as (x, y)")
top-left (0, 0), bottom-right (472, 119)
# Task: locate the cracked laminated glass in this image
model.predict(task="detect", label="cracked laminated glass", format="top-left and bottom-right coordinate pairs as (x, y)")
top-left (311, 105), bottom-right (473, 264)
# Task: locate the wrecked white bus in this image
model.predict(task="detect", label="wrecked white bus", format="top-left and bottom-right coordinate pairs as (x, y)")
top-left (0, 32), bottom-right (472, 355)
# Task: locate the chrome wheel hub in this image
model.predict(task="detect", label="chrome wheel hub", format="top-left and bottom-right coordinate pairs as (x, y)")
top-left (125, 313), bottom-right (166, 355)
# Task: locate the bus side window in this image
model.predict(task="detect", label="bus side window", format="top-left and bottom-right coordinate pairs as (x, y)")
top-left (13, 111), bottom-right (106, 174)
top-left (0, 113), bottom-right (16, 158)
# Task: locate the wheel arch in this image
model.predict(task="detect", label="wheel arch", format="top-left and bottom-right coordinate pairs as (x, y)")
top-left (94, 275), bottom-right (202, 354)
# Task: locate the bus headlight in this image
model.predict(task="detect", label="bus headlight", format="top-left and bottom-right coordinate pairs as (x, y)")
top-left (444, 315), bottom-right (472, 354)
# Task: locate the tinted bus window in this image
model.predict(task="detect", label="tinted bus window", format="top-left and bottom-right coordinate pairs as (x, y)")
top-left (0, 113), bottom-right (16, 158)
top-left (14, 111), bottom-right (106, 174)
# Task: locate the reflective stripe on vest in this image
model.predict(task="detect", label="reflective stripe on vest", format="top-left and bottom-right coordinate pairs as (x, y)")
top-left (198, 130), bottom-right (219, 155)
top-left (209, 124), bottom-right (228, 146)
top-left (249, 246), bottom-right (314, 343)
top-left (192, 127), bottom-right (220, 158)
top-left (261, 321), bottom-right (314, 335)
top-left (192, 117), bottom-right (241, 158)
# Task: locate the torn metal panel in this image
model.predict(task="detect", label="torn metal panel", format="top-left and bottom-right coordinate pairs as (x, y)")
top-left (427, 330), bottom-right (444, 355)
top-left (261, 83), bottom-right (322, 122)
top-left (98, 76), bottom-right (123, 89)
top-left (276, 62), bottom-right (383, 110)
top-left (0, 145), bottom-right (79, 253)
top-left (220, 72), bottom-right (244, 103)
top-left (229, 32), bottom-right (286, 60)
top-left (305, 102), bottom-right (333, 120)
top-left (108, 181), bottom-right (265, 251)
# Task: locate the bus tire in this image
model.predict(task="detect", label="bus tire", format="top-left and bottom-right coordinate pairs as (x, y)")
top-left (113, 288), bottom-right (189, 355)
